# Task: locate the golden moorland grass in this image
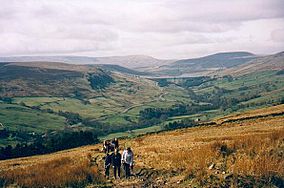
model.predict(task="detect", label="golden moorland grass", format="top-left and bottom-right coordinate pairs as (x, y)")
top-left (0, 155), bottom-right (105, 188)
top-left (0, 105), bottom-right (283, 187)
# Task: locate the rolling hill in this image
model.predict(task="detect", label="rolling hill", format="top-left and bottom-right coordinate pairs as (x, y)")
top-left (0, 53), bottom-right (283, 187)
top-left (1, 55), bottom-right (284, 148)
top-left (149, 51), bottom-right (257, 77)
top-left (146, 51), bottom-right (284, 77)
top-left (0, 61), bottom-right (110, 97)
top-left (0, 61), bottom-right (174, 146)
top-left (173, 51), bottom-right (256, 68)
top-left (92, 55), bottom-right (174, 69)
top-left (219, 51), bottom-right (284, 76)
top-left (89, 64), bottom-right (150, 76)
top-left (1, 51), bottom-right (283, 78)
top-left (0, 55), bottom-right (174, 70)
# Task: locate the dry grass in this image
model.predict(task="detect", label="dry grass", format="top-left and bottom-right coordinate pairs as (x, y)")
top-left (216, 104), bottom-right (284, 124)
top-left (128, 106), bottom-right (284, 187)
top-left (0, 155), bottom-right (104, 188)
top-left (0, 105), bottom-right (283, 187)
top-left (138, 128), bottom-right (284, 187)
top-left (230, 131), bottom-right (284, 178)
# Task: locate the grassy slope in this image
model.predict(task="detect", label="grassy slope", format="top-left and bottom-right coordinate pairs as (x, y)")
top-left (221, 51), bottom-right (284, 76)
top-left (11, 74), bottom-right (192, 126)
top-left (0, 105), bottom-right (283, 187)
top-left (152, 52), bottom-right (256, 76)
top-left (0, 104), bottom-right (65, 133)
top-left (123, 70), bottom-right (284, 137)
top-left (195, 71), bottom-right (284, 93)
top-left (194, 70), bottom-right (284, 111)
top-left (6, 70), bottom-right (283, 144)
top-left (11, 76), bottom-right (157, 120)
top-left (1, 61), bottom-right (283, 144)
top-left (0, 74), bottom-right (180, 147)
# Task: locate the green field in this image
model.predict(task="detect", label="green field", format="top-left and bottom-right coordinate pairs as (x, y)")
top-left (0, 104), bottom-right (66, 132)
top-left (11, 74), bottom-right (193, 128)
top-left (13, 97), bottom-right (64, 106)
top-left (196, 71), bottom-right (284, 93)
top-left (1, 69), bottom-right (284, 145)
top-left (0, 103), bottom-right (67, 146)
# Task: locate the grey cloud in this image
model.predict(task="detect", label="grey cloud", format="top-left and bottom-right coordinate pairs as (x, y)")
top-left (0, 0), bottom-right (283, 58)
top-left (167, 0), bottom-right (284, 22)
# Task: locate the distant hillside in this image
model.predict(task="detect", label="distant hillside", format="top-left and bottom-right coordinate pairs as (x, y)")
top-left (148, 51), bottom-right (257, 77)
top-left (0, 62), bottom-right (114, 97)
top-left (173, 51), bottom-right (256, 68)
top-left (0, 56), bottom-right (98, 65)
top-left (89, 64), bottom-right (151, 76)
top-left (93, 55), bottom-right (174, 69)
top-left (1, 56), bottom-right (283, 156)
top-left (220, 51), bottom-right (284, 76)
top-left (2, 51), bottom-right (283, 78)
top-left (0, 61), bottom-right (166, 140)
top-left (0, 55), bottom-right (174, 69)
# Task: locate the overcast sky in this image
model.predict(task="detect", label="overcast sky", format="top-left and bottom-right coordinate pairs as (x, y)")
top-left (0, 0), bottom-right (284, 59)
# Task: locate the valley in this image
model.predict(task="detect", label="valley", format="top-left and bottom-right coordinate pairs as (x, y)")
top-left (1, 1), bottom-right (283, 187)
top-left (0, 51), bottom-right (283, 187)
top-left (1, 52), bottom-right (284, 149)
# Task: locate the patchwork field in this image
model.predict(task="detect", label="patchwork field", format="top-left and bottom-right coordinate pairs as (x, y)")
top-left (1, 69), bottom-right (284, 147)
top-left (1, 105), bottom-right (283, 187)
top-left (0, 104), bottom-right (65, 133)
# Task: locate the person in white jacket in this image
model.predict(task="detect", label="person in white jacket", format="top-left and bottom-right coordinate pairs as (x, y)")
top-left (121, 147), bottom-right (134, 178)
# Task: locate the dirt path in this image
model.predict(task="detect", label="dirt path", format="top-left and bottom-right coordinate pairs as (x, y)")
top-left (90, 150), bottom-right (175, 187)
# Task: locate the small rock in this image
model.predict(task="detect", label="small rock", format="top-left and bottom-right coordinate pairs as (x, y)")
top-left (208, 163), bottom-right (215, 170)
top-left (222, 171), bottom-right (226, 174)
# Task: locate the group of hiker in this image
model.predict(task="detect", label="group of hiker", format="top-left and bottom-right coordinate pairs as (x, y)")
top-left (102, 138), bottom-right (134, 179)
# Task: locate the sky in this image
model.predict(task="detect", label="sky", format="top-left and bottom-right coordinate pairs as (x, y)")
top-left (0, 0), bottom-right (284, 59)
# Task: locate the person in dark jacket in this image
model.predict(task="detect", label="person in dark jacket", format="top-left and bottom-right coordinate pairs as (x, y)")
top-left (111, 138), bottom-right (119, 149)
top-left (112, 149), bottom-right (121, 179)
top-left (104, 152), bottom-right (112, 179)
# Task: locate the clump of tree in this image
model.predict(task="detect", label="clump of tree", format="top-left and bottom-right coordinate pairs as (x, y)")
top-left (222, 75), bottom-right (234, 82)
top-left (164, 119), bottom-right (196, 130)
top-left (0, 130), bottom-right (99, 160)
top-left (0, 129), bottom-right (9, 139)
top-left (276, 69), bottom-right (284, 75)
top-left (155, 79), bottom-right (170, 87)
top-left (139, 103), bottom-right (215, 123)
top-left (83, 118), bottom-right (155, 136)
top-left (58, 111), bottom-right (82, 125)
top-left (88, 72), bottom-right (114, 89)
top-left (0, 97), bottom-right (12, 103)
top-left (179, 76), bottom-right (216, 88)
top-left (0, 128), bottom-right (35, 142)
top-left (153, 76), bottom-right (215, 88)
